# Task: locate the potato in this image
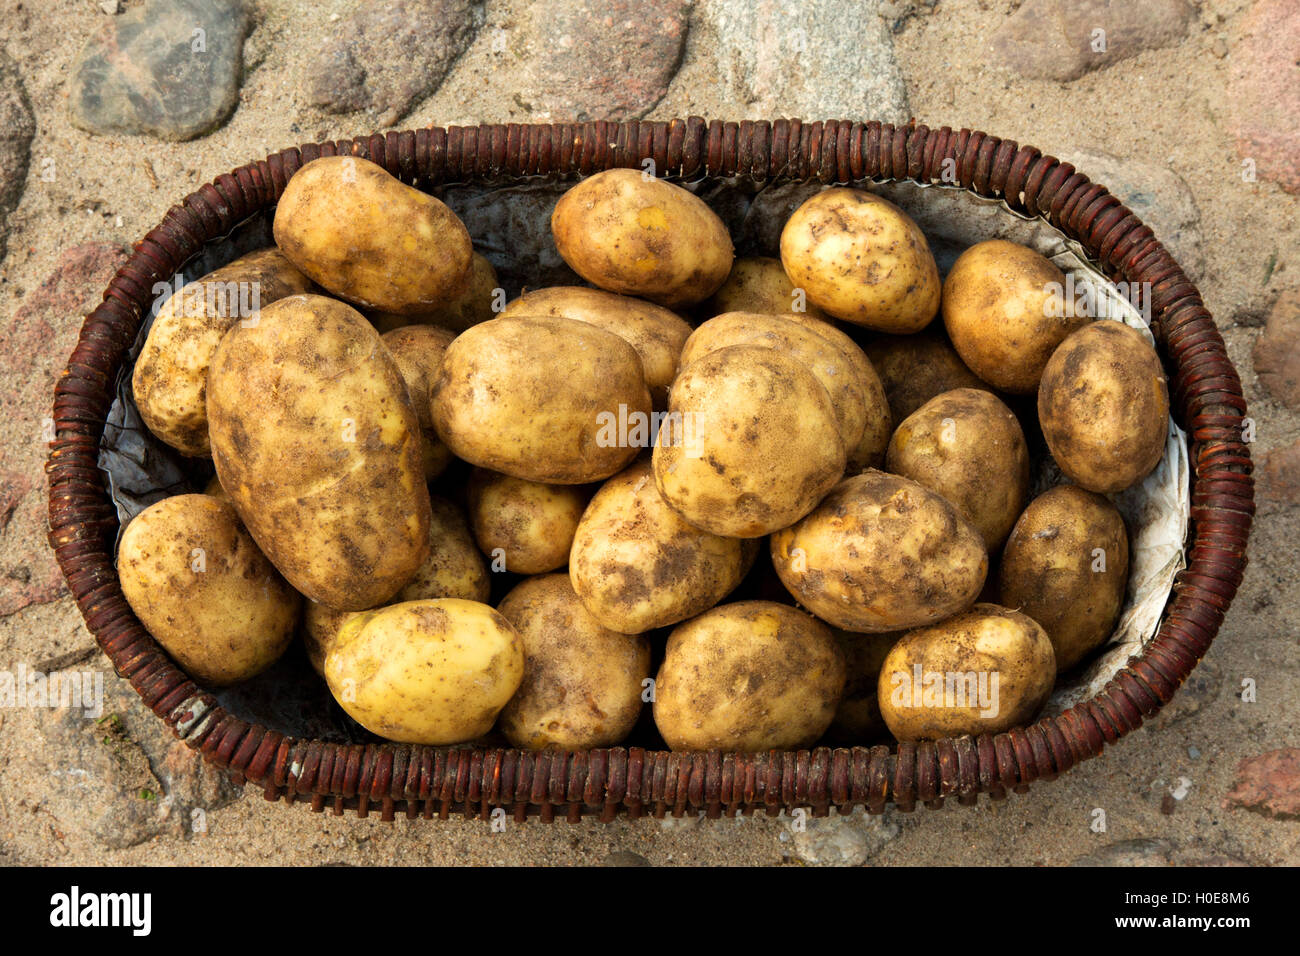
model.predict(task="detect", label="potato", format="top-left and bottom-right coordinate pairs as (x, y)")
top-left (117, 494), bottom-right (299, 686)
top-left (877, 604), bottom-right (1056, 740)
top-left (653, 345), bottom-right (845, 538)
top-left (302, 601), bottom-right (353, 677)
top-left (569, 460), bottom-right (757, 633)
top-left (431, 315), bottom-right (652, 483)
top-left (380, 324), bottom-right (457, 479)
top-left (703, 256), bottom-right (828, 320)
top-left (942, 239), bottom-right (1085, 394)
top-left (885, 388), bottom-right (1030, 549)
top-left (863, 329), bottom-right (990, 422)
top-left (779, 187), bottom-right (940, 332)
top-left (653, 601), bottom-right (846, 752)
top-left (771, 470), bottom-right (988, 632)
top-left (324, 599), bottom-right (524, 745)
top-left (1038, 321), bottom-right (1170, 493)
top-left (467, 469), bottom-right (589, 575)
top-left (551, 168), bottom-right (733, 307)
top-left (273, 156), bottom-right (472, 314)
top-left (825, 630), bottom-right (899, 745)
top-left (500, 286), bottom-right (691, 409)
top-left (368, 252), bottom-right (500, 333)
top-left (202, 474), bottom-right (231, 504)
top-left (496, 574), bottom-right (651, 750)
top-left (207, 294), bottom-right (431, 611)
top-left (998, 485), bottom-right (1129, 672)
top-left (132, 248), bottom-right (313, 457)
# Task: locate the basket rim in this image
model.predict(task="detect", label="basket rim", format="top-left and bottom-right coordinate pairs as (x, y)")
top-left (45, 117), bottom-right (1254, 822)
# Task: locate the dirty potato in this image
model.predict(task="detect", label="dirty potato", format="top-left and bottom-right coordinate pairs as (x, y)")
top-left (779, 187), bottom-right (941, 332)
top-left (368, 252), bottom-right (500, 333)
top-left (551, 168), bottom-right (733, 307)
top-left (496, 574), bottom-right (651, 750)
top-left (132, 248), bottom-right (314, 457)
top-left (653, 601), bottom-right (846, 752)
top-left (877, 604), bottom-right (1056, 740)
top-left (703, 256), bottom-right (828, 320)
top-left (117, 494), bottom-right (300, 686)
top-left (273, 155), bottom-right (472, 314)
top-left (431, 315), bottom-right (652, 484)
top-left (381, 324), bottom-right (457, 479)
top-left (863, 328), bottom-right (990, 422)
top-left (302, 600), bottom-right (354, 677)
top-left (998, 485), bottom-right (1129, 672)
top-left (466, 469), bottom-right (590, 576)
top-left (569, 460), bottom-right (757, 633)
top-left (207, 294), bottom-right (431, 611)
top-left (771, 470), bottom-right (988, 632)
top-left (825, 630), bottom-right (900, 745)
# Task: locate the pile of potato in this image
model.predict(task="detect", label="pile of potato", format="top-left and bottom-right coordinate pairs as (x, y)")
top-left (118, 155), bottom-right (1170, 752)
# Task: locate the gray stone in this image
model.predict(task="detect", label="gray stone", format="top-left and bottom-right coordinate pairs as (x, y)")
top-left (68, 0), bottom-right (250, 141)
top-left (0, 48), bottom-right (35, 261)
top-left (992, 0), bottom-right (1195, 83)
top-left (1070, 838), bottom-right (1173, 867)
top-left (305, 0), bottom-right (483, 127)
top-left (601, 850), bottom-right (652, 866)
top-left (700, 1), bottom-right (909, 123)
top-left (792, 809), bottom-right (899, 866)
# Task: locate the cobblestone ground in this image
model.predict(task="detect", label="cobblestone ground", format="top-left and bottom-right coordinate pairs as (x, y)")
top-left (0, 0), bottom-right (1296, 866)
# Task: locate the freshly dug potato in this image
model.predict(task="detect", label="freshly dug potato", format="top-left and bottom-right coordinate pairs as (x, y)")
top-left (431, 315), bottom-right (652, 483)
top-left (1038, 320), bottom-right (1170, 493)
top-left (324, 599), bottom-right (524, 745)
top-left (368, 252), bottom-right (500, 333)
top-left (497, 574), bottom-right (651, 750)
top-left (569, 460), bottom-right (757, 633)
top-left (302, 601), bottom-right (353, 677)
top-left (703, 256), bottom-right (828, 320)
top-left (877, 604), bottom-right (1056, 740)
top-left (942, 239), bottom-right (1085, 394)
top-left (381, 324), bottom-right (457, 479)
top-left (551, 168), bottom-right (733, 307)
top-left (202, 474), bottom-right (231, 504)
top-left (132, 248), bottom-right (314, 457)
top-left (653, 601), bottom-right (846, 752)
top-left (467, 469), bottom-right (589, 575)
top-left (117, 494), bottom-right (299, 686)
top-left (771, 470), bottom-right (988, 632)
top-left (825, 630), bottom-right (900, 745)
top-left (863, 329), bottom-right (990, 422)
top-left (273, 156), bottom-right (472, 314)
top-left (653, 345), bottom-right (846, 538)
top-left (500, 286), bottom-right (691, 408)
top-left (207, 294), bottom-right (431, 611)
top-left (779, 187), bottom-right (941, 332)
top-left (999, 485), bottom-right (1129, 672)
top-left (885, 388), bottom-right (1030, 549)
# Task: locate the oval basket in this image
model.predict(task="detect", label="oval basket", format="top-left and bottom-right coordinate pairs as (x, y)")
top-left (46, 118), bottom-right (1254, 822)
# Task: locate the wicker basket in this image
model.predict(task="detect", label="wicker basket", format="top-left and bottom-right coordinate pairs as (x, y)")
top-left (46, 118), bottom-right (1254, 822)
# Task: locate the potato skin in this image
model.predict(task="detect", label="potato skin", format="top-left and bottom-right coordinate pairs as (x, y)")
top-left (381, 324), bottom-right (457, 479)
top-left (703, 256), bottom-right (828, 320)
top-left (132, 248), bottom-right (314, 457)
top-left (863, 329), bottom-right (990, 422)
top-left (273, 156), bottom-right (472, 314)
top-left (207, 294), bottom-right (431, 611)
top-left (877, 604), bottom-right (1056, 741)
top-left (551, 168), bottom-right (734, 307)
top-left (431, 315), bottom-right (652, 484)
top-left (500, 286), bottom-right (691, 409)
top-left (779, 187), bottom-right (941, 332)
top-left (302, 601), bottom-right (353, 677)
top-left (467, 469), bottom-right (589, 575)
top-left (771, 470), bottom-right (988, 632)
top-left (496, 574), bottom-right (650, 750)
top-left (653, 601), bottom-right (846, 752)
top-left (653, 345), bottom-right (846, 538)
top-left (886, 388), bottom-right (1030, 549)
top-left (825, 630), bottom-right (900, 745)
top-left (368, 252), bottom-right (499, 333)
top-left (569, 460), bottom-right (757, 634)
top-left (324, 599), bottom-right (524, 745)
top-left (117, 494), bottom-right (299, 686)
top-left (942, 239), bottom-right (1085, 394)
top-left (1038, 320), bottom-right (1170, 493)
top-left (998, 485), bottom-right (1129, 672)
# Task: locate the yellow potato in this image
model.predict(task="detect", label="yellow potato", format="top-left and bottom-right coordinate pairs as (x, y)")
top-left (863, 329), bottom-right (990, 422)
top-left (703, 256), bottom-right (828, 320)
top-left (132, 248), bottom-right (314, 457)
top-left (467, 469), bottom-right (590, 575)
top-left (302, 601), bottom-right (353, 677)
top-left (207, 294), bottom-right (431, 611)
top-left (825, 630), bottom-right (900, 745)
top-left (367, 252), bottom-right (500, 333)
top-left (497, 574), bottom-right (651, 750)
top-left (780, 187), bottom-right (940, 332)
top-left (202, 474), bottom-right (231, 505)
top-left (117, 494), bottom-right (299, 686)
top-left (273, 156), bottom-right (472, 314)
top-left (653, 601), bottom-right (846, 752)
top-left (551, 168), bottom-right (733, 307)
top-left (380, 324), bottom-right (457, 479)
top-left (324, 599), bottom-right (524, 745)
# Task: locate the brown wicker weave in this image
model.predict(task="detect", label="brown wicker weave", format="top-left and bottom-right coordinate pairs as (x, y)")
top-left (46, 119), bottom-right (1253, 821)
